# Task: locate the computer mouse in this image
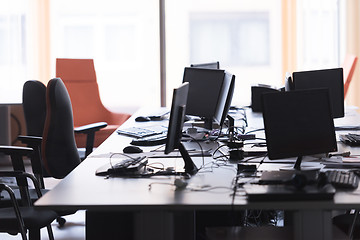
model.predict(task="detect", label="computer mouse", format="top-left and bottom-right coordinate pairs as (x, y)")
top-left (135, 116), bottom-right (151, 122)
top-left (123, 146), bottom-right (143, 154)
top-left (174, 179), bottom-right (188, 189)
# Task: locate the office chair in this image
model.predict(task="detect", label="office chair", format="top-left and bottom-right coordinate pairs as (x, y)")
top-left (343, 54), bottom-right (357, 99)
top-left (41, 78), bottom-right (83, 179)
top-left (20, 79), bottom-right (102, 226)
top-left (0, 146), bottom-right (57, 240)
top-left (56, 58), bottom-right (131, 148)
top-left (21, 80), bottom-right (107, 162)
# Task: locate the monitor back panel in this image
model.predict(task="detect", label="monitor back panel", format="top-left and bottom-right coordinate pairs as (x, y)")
top-left (292, 68), bottom-right (344, 118)
top-left (261, 88), bottom-right (337, 160)
top-left (183, 67), bottom-right (225, 119)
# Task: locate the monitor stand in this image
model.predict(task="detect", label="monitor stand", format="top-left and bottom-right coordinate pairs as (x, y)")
top-left (203, 117), bottom-right (213, 130)
top-left (280, 156), bottom-right (322, 171)
top-left (178, 142), bottom-right (198, 175)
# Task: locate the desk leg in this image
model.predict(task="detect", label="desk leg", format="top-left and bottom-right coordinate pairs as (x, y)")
top-left (293, 210), bottom-right (332, 240)
top-left (86, 211), bottom-right (134, 240)
top-left (85, 210), bottom-right (195, 240)
top-left (134, 210), bottom-right (195, 240)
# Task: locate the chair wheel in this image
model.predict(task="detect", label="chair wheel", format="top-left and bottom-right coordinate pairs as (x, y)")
top-left (57, 217), bottom-right (66, 227)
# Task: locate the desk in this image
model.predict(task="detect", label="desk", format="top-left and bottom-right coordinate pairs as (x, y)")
top-left (35, 107), bottom-right (360, 240)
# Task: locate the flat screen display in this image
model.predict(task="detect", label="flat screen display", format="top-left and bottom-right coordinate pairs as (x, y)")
top-left (182, 67), bottom-right (225, 122)
top-left (262, 88), bottom-right (337, 160)
top-left (165, 82), bottom-right (189, 154)
top-left (292, 68), bottom-right (344, 118)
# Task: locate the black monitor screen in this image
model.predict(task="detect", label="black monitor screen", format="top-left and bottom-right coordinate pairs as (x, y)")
top-left (165, 82), bottom-right (189, 154)
top-left (216, 72), bottom-right (235, 127)
top-left (182, 67), bottom-right (225, 125)
top-left (262, 88), bottom-right (337, 160)
top-left (165, 82), bottom-right (198, 175)
top-left (292, 68), bottom-right (344, 118)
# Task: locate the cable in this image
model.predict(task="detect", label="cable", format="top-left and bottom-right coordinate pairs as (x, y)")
top-left (182, 134), bottom-right (205, 169)
top-left (146, 162), bottom-right (165, 170)
top-left (256, 154), bottom-right (268, 170)
top-left (108, 152), bottom-right (142, 168)
top-left (245, 128), bottom-right (264, 135)
top-left (212, 144), bottom-right (229, 159)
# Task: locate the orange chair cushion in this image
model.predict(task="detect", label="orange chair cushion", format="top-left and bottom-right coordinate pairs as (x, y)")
top-left (56, 58), bottom-right (131, 148)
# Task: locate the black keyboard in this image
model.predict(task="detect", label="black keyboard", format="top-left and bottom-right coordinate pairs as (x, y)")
top-left (95, 156), bottom-right (148, 176)
top-left (108, 156), bottom-right (148, 175)
top-left (130, 132), bottom-right (167, 146)
top-left (339, 133), bottom-right (360, 146)
top-left (326, 170), bottom-right (359, 189)
top-left (117, 126), bottom-right (167, 138)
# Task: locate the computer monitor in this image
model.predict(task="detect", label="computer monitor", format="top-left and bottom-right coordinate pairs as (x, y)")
top-left (284, 72), bottom-right (294, 91)
top-left (262, 88), bottom-right (337, 170)
top-left (216, 72), bottom-right (235, 127)
top-left (165, 82), bottom-right (198, 175)
top-left (190, 61), bottom-right (220, 69)
top-left (182, 67), bottom-right (226, 129)
top-left (292, 68), bottom-right (344, 118)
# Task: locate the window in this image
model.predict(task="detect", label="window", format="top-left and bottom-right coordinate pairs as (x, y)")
top-left (190, 12), bottom-right (270, 66)
top-left (296, 0), bottom-right (341, 70)
top-left (0, 0), bottom-right (31, 102)
top-left (50, 0), bottom-right (160, 113)
top-left (3, 1), bottom-right (344, 110)
top-left (165, 0), bottom-right (282, 107)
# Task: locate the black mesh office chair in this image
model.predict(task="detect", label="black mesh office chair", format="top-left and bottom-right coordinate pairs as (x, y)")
top-left (0, 146), bottom-right (57, 240)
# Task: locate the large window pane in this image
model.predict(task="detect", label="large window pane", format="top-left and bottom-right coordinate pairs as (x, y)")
top-left (166, 0), bottom-right (282, 107)
top-left (51, 0), bottom-right (160, 113)
top-left (0, 0), bottom-right (30, 102)
top-left (297, 0), bottom-right (340, 70)
top-left (190, 12), bottom-right (270, 66)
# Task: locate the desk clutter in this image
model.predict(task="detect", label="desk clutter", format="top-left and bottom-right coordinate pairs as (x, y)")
top-left (242, 170), bottom-right (359, 202)
top-left (100, 98), bottom-right (360, 198)
top-left (95, 156), bottom-right (148, 176)
top-left (340, 133), bottom-right (360, 146)
top-left (35, 65), bottom-right (360, 239)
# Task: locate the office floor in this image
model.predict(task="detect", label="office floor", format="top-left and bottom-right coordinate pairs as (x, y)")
top-left (0, 210), bottom-right (85, 240)
top-left (0, 165), bottom-right (86, 240)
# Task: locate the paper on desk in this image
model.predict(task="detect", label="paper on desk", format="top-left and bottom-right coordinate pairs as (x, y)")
top-left (322, 155), bottom-right (360, 168)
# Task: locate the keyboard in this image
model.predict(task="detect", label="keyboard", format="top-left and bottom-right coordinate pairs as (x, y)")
top-left (339, 133), bottom-right (360, 146)
top-left (117, 126), bottom-right (167, 138)
top-left (325, 170), bottom-right (359, 189)
top-left (95, 156), bottom-right (148, 176)
top-left (130, 132), bottom-right (168, 146)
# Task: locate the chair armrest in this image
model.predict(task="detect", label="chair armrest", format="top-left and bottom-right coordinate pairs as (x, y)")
top-left (0, 146), bottom-right (33, 156)
top-left (74, 122), bottom-right (108, 134)
top-left (0, 182), bottom-right (26, 237)
top-left (17, 135), bottom-right (42, 146)
top-left (0, 171), bottom-right (43, 198)
top-left (74, 122), bottom-right (108, 159)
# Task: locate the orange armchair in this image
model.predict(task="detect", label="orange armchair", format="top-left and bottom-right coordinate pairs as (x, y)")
top-left (56, 58), bottom-right (131, 147)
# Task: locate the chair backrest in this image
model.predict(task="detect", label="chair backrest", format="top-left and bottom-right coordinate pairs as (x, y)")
top-left (343, 54), bottom-right (358, 98)
top-left (42, 78), bottom-right (80, 179)
top-left (22, 80), bottom-right (47, 136)
top-left (55, 58), bottom-right (111, 126)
